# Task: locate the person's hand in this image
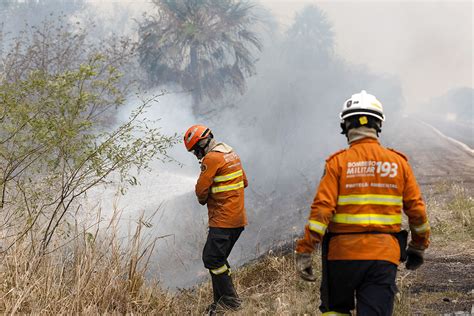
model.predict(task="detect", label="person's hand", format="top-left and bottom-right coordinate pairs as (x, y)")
top-left (406, 246), bottom-right (424, 270)
top-left (295, 252), bottom-right (316, 282)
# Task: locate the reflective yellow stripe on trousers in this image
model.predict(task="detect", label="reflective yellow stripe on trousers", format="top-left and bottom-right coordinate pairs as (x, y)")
top-left (210, 264), bottom-right (228, 275)
top-left (322, 312), bottom-right (351, 316)
top-left (337, 194), bottom-right (403, 206)
top-left (332, 213), bottom-right (402, 225)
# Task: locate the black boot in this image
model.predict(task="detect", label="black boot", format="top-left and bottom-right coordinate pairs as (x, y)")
top-left (219, 295), bottom-right (242, 310)
top-left (211, 273), bottom-right (242, 311)
top-left (210, 273), bottom-right (222, 304)
top-left (206, 302), bottom-right (218, 316)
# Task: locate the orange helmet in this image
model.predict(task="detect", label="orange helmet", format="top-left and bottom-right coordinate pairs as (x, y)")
top-left (184, 125), bottom-right (212, 151)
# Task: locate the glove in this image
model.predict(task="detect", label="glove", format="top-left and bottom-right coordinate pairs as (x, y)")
top-left (295, 252), bottom-right (316, 282)
top-left (405, 246), bottom-right (424, 270)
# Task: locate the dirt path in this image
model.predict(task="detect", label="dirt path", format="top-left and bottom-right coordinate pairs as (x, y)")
top-left (384, 116), bottom-right (474, 189)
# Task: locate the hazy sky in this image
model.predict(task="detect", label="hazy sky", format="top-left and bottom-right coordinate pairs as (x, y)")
top-left (89, 0), bottom-right (473, 107)
top-left (260, 0), bottom-right (473, 107)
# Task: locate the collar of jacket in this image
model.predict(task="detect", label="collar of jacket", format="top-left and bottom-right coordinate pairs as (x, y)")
top-left (348, 126), bottom-right (379, 145)
top-left (209, 142), bottom-right (233, 154)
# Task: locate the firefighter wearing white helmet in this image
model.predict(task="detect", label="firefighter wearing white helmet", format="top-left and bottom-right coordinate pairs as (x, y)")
top-left (295, 90), bottom-right (430, 315)
top-left (340, 90), bottom-right (385, 136)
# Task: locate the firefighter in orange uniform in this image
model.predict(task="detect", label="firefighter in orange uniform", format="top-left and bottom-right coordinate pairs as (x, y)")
top-left (295, 91), bottom-right (430, 315)
top-left (184, 125), bottom-right (248, 314)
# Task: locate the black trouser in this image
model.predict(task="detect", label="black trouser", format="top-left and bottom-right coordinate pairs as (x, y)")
top-left (320, 260), bottom-right (398, 316)
top-left (202, 227), bottom-right (244, 304)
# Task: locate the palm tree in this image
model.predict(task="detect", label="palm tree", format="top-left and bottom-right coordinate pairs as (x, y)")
top-left (284, 5), bottom-right (334, 65)
top-left (138, 0), bottom-right (262, 114)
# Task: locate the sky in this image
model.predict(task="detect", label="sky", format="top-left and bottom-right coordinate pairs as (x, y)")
top-left (260, 0), bottom-right (473, 107)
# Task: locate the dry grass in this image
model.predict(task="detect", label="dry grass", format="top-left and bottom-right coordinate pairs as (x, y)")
top-left (428, 183), bottom-right (474, 246)
top-left (0, 210), bottom-right (175, 314)
top-left (171, 252), bottom-right (416, 315)
top-left (235, 254), bottom-right (320, 314)
top-left (447, 185), bottom-right (474, 235)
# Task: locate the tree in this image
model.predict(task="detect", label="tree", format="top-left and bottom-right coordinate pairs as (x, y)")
top-left (284, 5), bottom-right (334, 66)
top-left (1, 15), bottom-right (139, 126)
top-left (138, 0), bottom-right (263, 114)
top-left (0, 18), bottom-right (178, 253)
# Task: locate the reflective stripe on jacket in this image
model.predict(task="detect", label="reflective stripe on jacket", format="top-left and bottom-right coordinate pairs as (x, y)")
top-left (296, 138), bottom-right (430, 265)
top-left (195, 143), bottom-right (248, 228)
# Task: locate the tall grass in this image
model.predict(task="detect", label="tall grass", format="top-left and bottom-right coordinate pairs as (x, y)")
top-left (430, 183), bottom-right (474, 241)
top-left (0, 209), bottom-right (174, 314)
top-left (447, 184), bottom-right (474, 236)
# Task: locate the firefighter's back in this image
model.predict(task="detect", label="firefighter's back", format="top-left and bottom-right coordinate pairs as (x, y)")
top-left (204, 149), bottom-right (248, 228)
top-left (327, 138), bottom-right (411, 264)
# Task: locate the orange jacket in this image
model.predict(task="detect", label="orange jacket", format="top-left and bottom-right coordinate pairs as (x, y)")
top-left (296, 138), bottom-right (430, 265)
top-left (195, 143), bottom-right (248, 228)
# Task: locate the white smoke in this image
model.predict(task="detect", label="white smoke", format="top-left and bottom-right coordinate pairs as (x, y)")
top-left (64, 2), bottom-right (410, 290)
top-left (82, 87), bottom-right (213, 288)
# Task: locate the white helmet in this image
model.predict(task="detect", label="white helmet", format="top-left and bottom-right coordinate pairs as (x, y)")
top-left (340, 90), bottom-right (385, 122)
